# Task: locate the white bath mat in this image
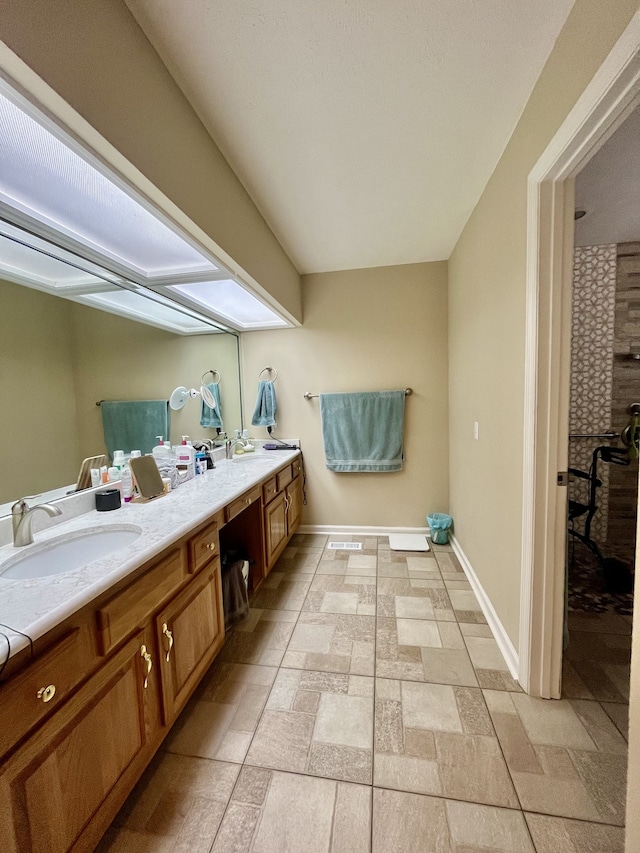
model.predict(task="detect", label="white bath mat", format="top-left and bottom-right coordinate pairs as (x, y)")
top-left (327, 542), bottom-right (363, 551)
top-left (388, 534), bottom-right (430, 552)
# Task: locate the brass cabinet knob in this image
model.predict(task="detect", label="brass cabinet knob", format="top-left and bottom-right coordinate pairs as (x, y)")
top-left (140, 644), bottom-right (153, 689)
top-left (37, 684), bottom-right (56, 703)
top-left (245, 498), bottom-right (251, 505)
top-left (204, 542), bottom-right (216, 551)
top-left (162, 622), bottom-right (174, 662)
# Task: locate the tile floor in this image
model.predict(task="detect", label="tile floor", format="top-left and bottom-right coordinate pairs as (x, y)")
top-left (98, 536), bottom-right (628, 852)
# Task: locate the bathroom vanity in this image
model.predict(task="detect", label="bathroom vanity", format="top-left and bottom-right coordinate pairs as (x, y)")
top-left (0, 449), bottom-right (302, 853)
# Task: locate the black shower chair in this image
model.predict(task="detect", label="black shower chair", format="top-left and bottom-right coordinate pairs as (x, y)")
top-left (568, 444), bottom-right (630, 571)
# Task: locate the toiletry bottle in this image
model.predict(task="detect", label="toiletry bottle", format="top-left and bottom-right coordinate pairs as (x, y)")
top-left (152, 436), bottom-right (172, 459)
top-left (121, 463), bottom-right (133, 502)
top-left (176, 438), bottom-right (195, 480)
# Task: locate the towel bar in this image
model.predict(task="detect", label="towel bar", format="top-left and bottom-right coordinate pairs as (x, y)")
top-left (304, 388), bottom-right (412, 400)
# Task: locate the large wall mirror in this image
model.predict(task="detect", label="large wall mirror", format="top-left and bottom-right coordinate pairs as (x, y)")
top-left (0, 228), bottom-right (243, 513)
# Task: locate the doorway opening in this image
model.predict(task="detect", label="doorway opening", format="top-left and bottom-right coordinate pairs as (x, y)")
top-left (563, 108), bottom-right (640, 729)
top-left (519, 12), bottom-right (640, 701)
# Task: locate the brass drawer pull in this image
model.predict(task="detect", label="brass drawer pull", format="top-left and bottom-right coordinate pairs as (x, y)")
top-left (36, 684), bottom-right (56, 703)
top-left (245, 497), bottom-right (252, 505)
top-left (203, 541), bottom-right (216, 552)
top-left (162, 622), bottom-right (174, 662)
top-left (140, 644), bottom-right (153, 689)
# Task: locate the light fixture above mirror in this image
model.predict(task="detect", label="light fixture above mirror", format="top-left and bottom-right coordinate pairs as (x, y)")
top-left (0, 77), bottom-right (291, 332)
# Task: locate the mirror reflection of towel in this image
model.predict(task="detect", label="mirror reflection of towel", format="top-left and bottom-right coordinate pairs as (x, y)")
top-left (320, 390), bottom-right (405, 472)
top-left (251, 380), bottom-right (277, 427)
top-left (100, 400), bottom-right (170, 462)
top-left (200, 383), bottom-right (223, 429)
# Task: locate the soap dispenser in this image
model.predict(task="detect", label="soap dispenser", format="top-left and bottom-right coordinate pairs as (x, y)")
top-left (152, 435), bottom-right (172, 459)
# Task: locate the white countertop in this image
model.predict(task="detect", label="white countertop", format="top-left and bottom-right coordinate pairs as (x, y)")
top-left (0, 449), bottom-right (300, 662)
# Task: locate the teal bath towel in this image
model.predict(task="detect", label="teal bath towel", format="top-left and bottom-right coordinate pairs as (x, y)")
top-left (251, 380), bottom-right (277, 427)
top-left (101, 400), bottom-right (170, 462)
top-left (319, 390), bottom-right (405, 472)
top-left (200, 383), bottom-right (223, 430)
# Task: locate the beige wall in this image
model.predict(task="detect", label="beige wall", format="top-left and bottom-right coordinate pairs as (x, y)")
top-left (241, 262), bottom-right (449, 527)
top-left (448, 0), bottom-right (640, 647)
top-left (0, 281), bottom-right (80, 502)
top-left (70, 304), bottom-right (241, 460)
top-left (1, 0), bottom-right (302, 322)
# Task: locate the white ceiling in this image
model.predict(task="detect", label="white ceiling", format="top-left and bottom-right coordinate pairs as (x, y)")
top-left (126, 0), bottom-right (574, 275)
top-left (575, 104), bottom-right (640, 247)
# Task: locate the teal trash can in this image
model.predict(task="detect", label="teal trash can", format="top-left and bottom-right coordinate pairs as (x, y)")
top-left (427, 513), bottom-right (452, 544)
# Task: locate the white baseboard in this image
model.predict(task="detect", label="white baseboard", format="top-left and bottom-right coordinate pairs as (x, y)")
top-left (298, 524), bottom-right (430, 537)
top-left (450, 535), bottom-right (520, 680)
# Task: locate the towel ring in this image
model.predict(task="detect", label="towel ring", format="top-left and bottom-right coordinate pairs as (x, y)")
top-left (201, 369), bottom-right (220, 385)
top-left (259, 366), bottom-right (278, 382)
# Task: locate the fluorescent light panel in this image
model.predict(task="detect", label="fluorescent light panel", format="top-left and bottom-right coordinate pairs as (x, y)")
top-left (168, 280), bottom-right (288, 329)
top-left (0, 85), bottom-right (217, 279)
top-left (75, 289), bottom-right (218, 334)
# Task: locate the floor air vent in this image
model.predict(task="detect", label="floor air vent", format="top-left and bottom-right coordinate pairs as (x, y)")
top-left (327, 542), bottom-right (363, 551)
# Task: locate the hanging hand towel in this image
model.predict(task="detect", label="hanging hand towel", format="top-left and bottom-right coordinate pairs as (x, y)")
top-left (200, 383), bottom-right (223, 429)
top-left (100, 400), bottom-right (170, 462)
top-left (320, 390), bottom-right (405, 472)
top-left (251, 380), bottom-right (277, 427)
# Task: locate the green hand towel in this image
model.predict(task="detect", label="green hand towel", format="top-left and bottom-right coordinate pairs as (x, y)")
top-left (101, 400), bottom-right (170, 462)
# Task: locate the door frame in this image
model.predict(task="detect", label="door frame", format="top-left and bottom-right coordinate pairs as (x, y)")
top-left (519, 11), bottom-right (640, 699)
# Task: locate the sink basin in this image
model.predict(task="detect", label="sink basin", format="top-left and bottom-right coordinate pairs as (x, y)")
top-left (0, 525), bottom-right (142, 580)
top-left (231, 453), bottom-right (272, 463)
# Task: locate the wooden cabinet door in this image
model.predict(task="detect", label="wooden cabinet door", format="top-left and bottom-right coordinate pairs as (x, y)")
top-left (0, 632), bottom-right (158, 853)
top-left (156, 565), bottom-right (224, 723)
top-left (265, 492), bottom-right (287, 570)
top-left (286, 476), bottom-right (302, 535)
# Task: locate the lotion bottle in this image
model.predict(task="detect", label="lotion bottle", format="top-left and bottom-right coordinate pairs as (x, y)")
top-left (121, 463), bottom-right (133, 502)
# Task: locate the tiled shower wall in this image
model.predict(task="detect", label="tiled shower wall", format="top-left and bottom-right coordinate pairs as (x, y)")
top-left (607, 241), bottom-right (640, 564)
top-left (569, 245), bottom-right (617, 543)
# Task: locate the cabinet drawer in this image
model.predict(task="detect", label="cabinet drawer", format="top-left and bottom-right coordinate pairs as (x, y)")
top-left (0, 629), bottom-right (86, 760)
top-left (96, 548), bottom-right (186, 655)
top-left (263, 476), bottom-right (278, 504)
top-left (188, 515), bottom-right (222, 574)
top-left (276, 464), bottom-right (293, 492)
top-left (225, 484), bottom-right (262, 523)
top-left (292, 456), bottom-right (302, 479)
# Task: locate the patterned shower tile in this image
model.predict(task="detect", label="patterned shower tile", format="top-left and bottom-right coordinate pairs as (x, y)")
top-left (246, 669), bottom-right (374, 784)
top-left (282, 612), bottom-right (375, 675)
top-left (373, 678), bottom-right (517, 807)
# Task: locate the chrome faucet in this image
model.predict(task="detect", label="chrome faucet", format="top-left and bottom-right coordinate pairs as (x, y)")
top-left (11, 499), bottom-right (62, 547)
top-left (225, 438), bottom-right (246, 459)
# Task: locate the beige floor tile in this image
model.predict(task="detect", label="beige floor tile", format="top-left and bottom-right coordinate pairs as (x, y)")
top-left (219, 609), bottom-right (296, 666)
top-left (250, 577), bottom-right (312, 611)
top-left (314, 692), bottom-right (373, 749)
top-left (464, 636), bottom-right (509, 672)
top-left (372, 788), bottom-right (450, 851)
top-left (347, 554), bottom-right (377, 570)
top-left (510, 771), bottom-right (604, 822)
top-left (445, 800), bottom-right (535, 851)
top-left (283, 612), bottom-right (376, 675)
top-left (510, 694), bottom-right (596, 750)
top-left (525, 812), bottom-right (625, 852)
top-left (569, 750), bottom-right (627, 825)
top-left (213, 769), bottom-right (371, 853)
top-left (394, 595), bottom-right (436, 619)
top-left (434, 731), bottom-right (518, 807)
top-left (304, 574), bottom-right (376, 616)
top-left (420, 647), bottom-right (479, 687)
top-left (562, 657), bottom-right (596, 699)
top-left (459, 622), bottom-right (494, 638)
top-left (448, 588), bottom-right (482, 612)
top-left (401, 681), bottom-right (463, 731)
top-left (247, 668), bottom-right (374, 783)
top-left (569, 699), bottom-right (628, 754)
top-left (601, 701), bottom-right (629, 740)
top-left (396, 617), bottom-right (442, 648)
top-left (373, 752), bottom-right (442, 795)
top-left (104, 753), bottom-right (239, 851)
